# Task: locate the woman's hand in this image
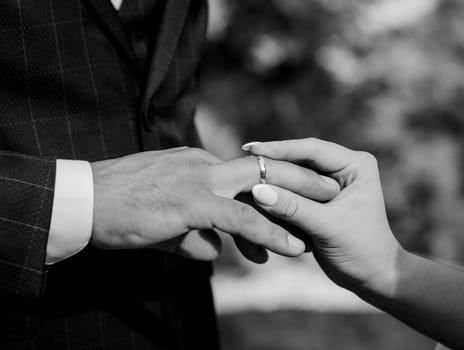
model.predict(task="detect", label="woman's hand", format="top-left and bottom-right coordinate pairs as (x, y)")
top-left (245, 138), bottom-right (403, 296)
top-left (247, 138), bottom-right (464, 349)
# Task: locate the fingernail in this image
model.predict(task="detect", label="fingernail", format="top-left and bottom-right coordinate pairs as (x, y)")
top-left (252, 184), bottom-right (278, 206)
top-left (242, 141), bottom-right (261, 151)
top-left (287, 235), bottom-right (305, 252)
top-left (321, 175), bottom-right (340, 189)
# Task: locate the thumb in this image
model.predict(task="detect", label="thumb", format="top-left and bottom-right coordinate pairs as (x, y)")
top-left (251, 184), bottom-right (326, 233)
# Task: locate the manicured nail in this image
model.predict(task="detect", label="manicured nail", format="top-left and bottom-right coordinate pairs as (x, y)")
top-left (252, 184), bottom-right (278, 206)
top-left (287, 234), bottom-right (305, 253)
top-left (242, 141), bottom-right (261, 151)
top-left (321, 175), bottom-right (340, 189)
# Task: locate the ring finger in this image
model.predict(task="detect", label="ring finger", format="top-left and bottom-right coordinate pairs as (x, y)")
top-left (212, 155), bottom-right (340, 202)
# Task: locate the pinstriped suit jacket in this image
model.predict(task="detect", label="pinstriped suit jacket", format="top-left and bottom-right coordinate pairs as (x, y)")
top-left (0, 0), bottom-right (218, 349)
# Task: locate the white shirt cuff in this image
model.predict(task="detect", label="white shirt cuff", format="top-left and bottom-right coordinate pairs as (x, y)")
top-left (110, 0), bottom-right (123, 10)
top-left (46, 159), bottom-right (94, 265)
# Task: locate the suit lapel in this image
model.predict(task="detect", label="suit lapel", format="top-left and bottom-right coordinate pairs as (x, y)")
top-left (141, 0), bottom-right (191, 111)
top-left (80, 0), bottom-right (139, 72)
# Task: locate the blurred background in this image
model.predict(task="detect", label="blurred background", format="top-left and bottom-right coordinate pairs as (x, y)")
top-left (195, 0), bottom-right (464, 348)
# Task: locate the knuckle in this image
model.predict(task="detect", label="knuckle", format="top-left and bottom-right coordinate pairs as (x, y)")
top-left (184, 148), bottom-right (217, 171)
top-left (301, 169), bottom-right (318, 187)
top-left (305, 137), bottom-right (317, 144)
top-left (187, 147), bottom-right (208, 159)
top-left (268, 225), bottom-right (286, 245)
top-left (306, 140), bottom-right (319, 162)
top-left (282, 197), bottom-right (299, 220)
top-left (187, 147), bottom-right (216, 160)
top-left (358, 151), bottom-right (378, 166)
top-left (245, 154), bottom-right (258, 162)
top-left (244, 154), bottom-right (262, 168)
top-left (239, 205), bottom-right (259, 226)
top-left (190, 147), bottom-right (205, 154)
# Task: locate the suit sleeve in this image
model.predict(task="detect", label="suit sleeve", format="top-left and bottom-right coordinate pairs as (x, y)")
top-left (0, 151), bottom-right (55, 301)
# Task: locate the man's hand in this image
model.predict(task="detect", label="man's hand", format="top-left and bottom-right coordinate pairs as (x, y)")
top-left (247, 138), bottom-right (402, 294)
top-left (90, 147), bottom-right (339, 262)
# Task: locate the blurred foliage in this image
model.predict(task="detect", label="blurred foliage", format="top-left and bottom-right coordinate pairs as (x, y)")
top-left (199, 0), bottom-right (464, 263)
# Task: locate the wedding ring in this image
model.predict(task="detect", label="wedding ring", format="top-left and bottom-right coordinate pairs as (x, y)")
top-left (257, 156), bottom-right (267, 184)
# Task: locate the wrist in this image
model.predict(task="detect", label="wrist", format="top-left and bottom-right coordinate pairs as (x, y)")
top-left (89, 160), bottom-right (111, 248)
top-left (89, 158), bottom-right (136, 249)
top-left (356, 240), bottom-right (409, 303)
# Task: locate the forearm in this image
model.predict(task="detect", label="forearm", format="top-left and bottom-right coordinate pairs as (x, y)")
top-left (361, 249), bottom-right (464, 349)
